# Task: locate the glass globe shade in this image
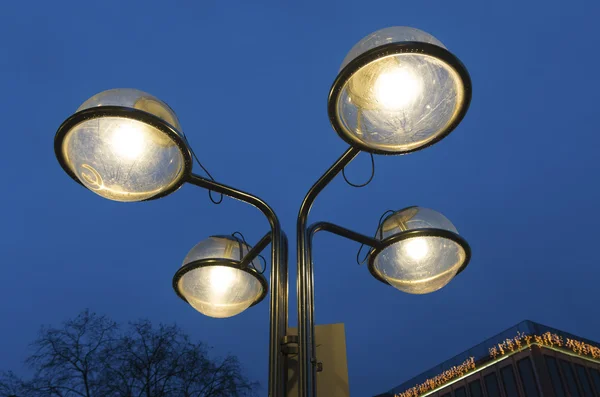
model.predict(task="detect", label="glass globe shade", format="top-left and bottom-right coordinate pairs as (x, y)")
top-left (332, 27), bottom-right (467, 154)
top-left (177, 236), bottom-right (265, 319)
top-left (60, 89), bottom-right (187, 202)
top-left (371, 207), bottom-right (467, 294)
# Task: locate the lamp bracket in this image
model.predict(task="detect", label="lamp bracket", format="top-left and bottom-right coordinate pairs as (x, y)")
top-left (281, 335), bottom-right (299, 355)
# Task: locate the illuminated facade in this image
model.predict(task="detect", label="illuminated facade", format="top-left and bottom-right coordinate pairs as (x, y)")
top-left (375, 320), bottom-right (600, 397)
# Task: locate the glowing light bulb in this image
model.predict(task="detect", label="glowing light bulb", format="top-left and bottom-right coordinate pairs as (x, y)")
top-left (374, 67), bottom-right (422, 109)
top-left (111, 124), bottom-right (146, 159)
top-left (404, 238), bottom-right (429, 260)
top-left (209, 266), bottom-right (236, 295)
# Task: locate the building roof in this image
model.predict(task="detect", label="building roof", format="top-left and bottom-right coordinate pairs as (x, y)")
top-left (383, 320), bottom-right (600, 396)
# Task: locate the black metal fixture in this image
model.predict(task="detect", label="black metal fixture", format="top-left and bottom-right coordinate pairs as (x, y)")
top-left (54, 88), bottom-right (288, 396)
top-left (54, 26), bottom-right (472, 397)
top-left (298, 26), bottom-right (472, 396)
top-left (307, 207), bottom-right (471, 293)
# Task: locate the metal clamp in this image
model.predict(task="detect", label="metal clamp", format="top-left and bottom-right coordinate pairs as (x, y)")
top-left (281, 335), bottom-right (299, 355)
top-left (281, 336), bottom-right (322, 372)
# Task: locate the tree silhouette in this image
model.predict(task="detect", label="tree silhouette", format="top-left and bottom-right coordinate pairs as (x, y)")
top-left (0, 310), bottom-right (257, 397)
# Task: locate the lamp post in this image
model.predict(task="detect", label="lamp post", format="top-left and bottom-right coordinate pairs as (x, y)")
top-left (53, 90), bottom-right (289, 396)
top-left (53, 26), bottom-right (472, 397)
top-left (297, 26), bottom-right (471, 396)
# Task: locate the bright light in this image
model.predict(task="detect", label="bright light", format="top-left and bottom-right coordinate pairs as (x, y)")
top-left (404, 238), bottom-right (429, 260)
top-left (110, 124), bottom-right (146, 159)
top-left (208, 266), bottom-right (236, 295)
top-left (374, 67), bottom-right (422, 109)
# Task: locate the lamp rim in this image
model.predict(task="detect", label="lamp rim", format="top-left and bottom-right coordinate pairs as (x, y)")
top-left (54, 105), bottom-right (193, 201)
top-left (172, 258), bottom-right (268, 308)
top-left (328, 41), bottom-right (472, 155)
top-left (367, 228), bottom-right (471, 286)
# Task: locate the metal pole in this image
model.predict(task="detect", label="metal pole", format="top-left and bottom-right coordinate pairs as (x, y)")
top-left (297, 147), bottom-right (361, 397)
top-left (186, 173), bottom-right (288, 397)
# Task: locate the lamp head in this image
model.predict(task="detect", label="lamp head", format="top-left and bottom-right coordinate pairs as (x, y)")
top-left (54, 88), bottom-right (192, 202)
top-left (329, 27), bottom-right (472, 155)
top-left (368, 206), bottom-right (471, 294)
top-left (173, 235), bottom-right (268, 319)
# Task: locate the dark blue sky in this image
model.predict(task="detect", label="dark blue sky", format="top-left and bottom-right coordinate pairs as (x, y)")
top-left (2, 1), bottom-right (599, 396)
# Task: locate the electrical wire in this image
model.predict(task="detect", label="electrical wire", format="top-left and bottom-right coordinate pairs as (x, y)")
top-left (180, 130), bottom-right (223, 204)
top-left (342, 152), bottom-right (375, 188)
top-left (231, 231), bottom-right (267, 274)
top-left (356, 209), bottom-right (396, 265)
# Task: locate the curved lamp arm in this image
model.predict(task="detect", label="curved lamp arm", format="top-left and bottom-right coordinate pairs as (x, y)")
top-left (296, 146), bottom-right (361, 397)
top-left (186, 173), bottom-right (287, 397)
top-left (238, 231), bottom-right (272, 269)
top-left (308, 221), bottom-right (381, 249)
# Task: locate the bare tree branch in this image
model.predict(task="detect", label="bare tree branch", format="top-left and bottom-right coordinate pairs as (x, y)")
top-left (0, 310), bottom-right (258, 397)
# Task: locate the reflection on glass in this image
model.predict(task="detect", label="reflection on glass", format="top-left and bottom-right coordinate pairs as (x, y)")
top-left (469, 379), bottom-right (483, 397)
top-left (559, 360), bottom-right (581, 397)
top-left (484, 373), bottom-right (501, 397)
top-left (575, 364), bottom-right (594, 397)
top-left (501, 366), bottom-right (520, 396)
top-left (544, 356), bottom-right (566, 397)
top-left (517, 358), bottom-right (539, 397)
top-left (454, 386), bottom-right (466, 397)
top-left (590, 368), bottom-right (600, 396)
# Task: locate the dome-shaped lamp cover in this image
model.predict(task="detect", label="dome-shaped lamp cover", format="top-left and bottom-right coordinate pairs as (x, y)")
top-left (339, 27), bottom-right (446, 71)
top-left (61, 89), bottom-right (187, 202)
top-left (177, 236), bottom-right (265, 319)
top-left (372, 207), bottom-right (467, 294)
top-left (334, 27), bottom-right (467, 154)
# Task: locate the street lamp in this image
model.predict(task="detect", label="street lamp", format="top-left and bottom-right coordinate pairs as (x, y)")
top-left (173, 234), bottom-right (270, 319)
top-left (298, 26), bottom-right (471, 396)
top-left (329, 26), bottom-right (470, 155)
top-left (54, 88), bottom-right (191, 202)
top-left (54, 88), bottom-right (288, 397)
top-left (307, 206), bottom-right (470, 297)
top-left (367, 207), bottom-right (470, 294)
top-left (54, 25), bottom-right (472, 397)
